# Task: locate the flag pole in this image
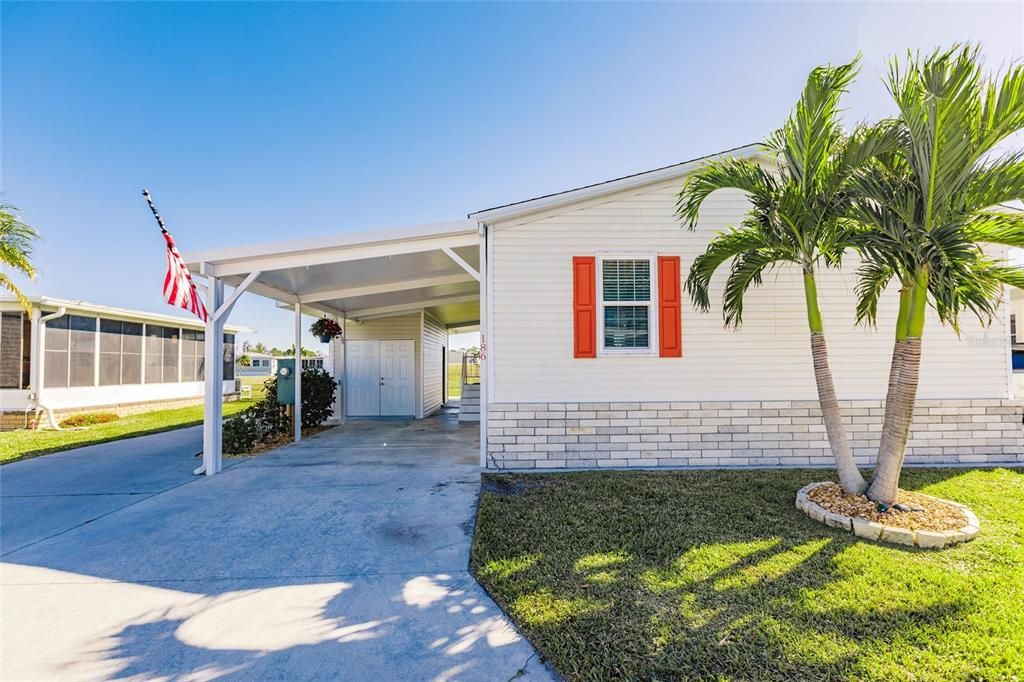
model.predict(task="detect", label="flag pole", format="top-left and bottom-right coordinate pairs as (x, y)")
top-left (141, 189), bottom-right (169, 235)
top-left (142, 188), bottom-right (213, 475)
top-left (141, 188), bottom-right (210, 315)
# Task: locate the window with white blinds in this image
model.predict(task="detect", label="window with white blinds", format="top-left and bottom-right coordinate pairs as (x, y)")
top-left (599, 257), bottom-right (656, 352)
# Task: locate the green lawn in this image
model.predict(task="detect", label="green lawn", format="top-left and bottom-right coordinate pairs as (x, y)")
top-left (0, 399), bottom-right (252, 465)
top-left (238, 374), bottom-right (271, 401)
top-left (448, 363), bottom-right (462, 399)
top-left (472, 468), bottom-right (1024, 681)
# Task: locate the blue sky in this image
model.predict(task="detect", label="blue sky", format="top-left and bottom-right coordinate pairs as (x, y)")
top-left (2, 2), bottom-right (1022, 348)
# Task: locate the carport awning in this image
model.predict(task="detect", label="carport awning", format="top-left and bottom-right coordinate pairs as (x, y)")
top-left (183, 220), bottom-right (480, 327)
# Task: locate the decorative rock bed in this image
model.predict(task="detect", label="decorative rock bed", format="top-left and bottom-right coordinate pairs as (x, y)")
top-left (796, 482), bottom-right (980, 549)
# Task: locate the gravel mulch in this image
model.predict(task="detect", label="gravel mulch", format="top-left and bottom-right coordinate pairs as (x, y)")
top-left (807, 482), bottom-right (968, 531)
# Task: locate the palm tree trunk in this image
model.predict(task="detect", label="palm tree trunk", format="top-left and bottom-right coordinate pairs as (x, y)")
top-left (865, 337), bottom-right (922, 504)
top-left (803, 271), bottom-right (866, 494)
top-left (810, 332), bottom-right (866, 493)
top-left (867, 270), bottom-right (927, 505)
top-left (875, 285), bottom-right (912, 470)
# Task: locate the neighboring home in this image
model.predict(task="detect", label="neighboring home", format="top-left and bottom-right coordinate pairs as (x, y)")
top-left (237, 351), bottom-right (276, 377)
top-left (237, 352), bottom-right (324, 377)
top-left (302, 354), bottom-right (325, 370)
top-left (0, 296), bottom-right (247, 430)
top-left (182, 144), bottom-right (1022, 476)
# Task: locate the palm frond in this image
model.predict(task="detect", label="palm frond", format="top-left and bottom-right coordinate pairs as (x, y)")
top-left (963, 210), bottom-right (1024, 247)
top-left (832, 119), bottom-right (908, 179)
top-left (0, 203), bottom-right (39, 280)
top-left (774, 58), bottom-right (860, 193)
top-left (722, 250), bottom-right (785, 329)
top-left (983, 263), bottom-right (1024, 291)
top-left (0, 272), bottom-right (33, 313)
top-left (684, 226), bottom-right (777, 311)
top-left (964, 153), bottom-right (1024, 212)
top-left (978, 61), bottom-right (1024, 149)
top-left (854, 259), bottom-right (897, 327)
top-left (886, 45), bottom-right (984, 229)
top-left (676, 158), bottom-right (777, 229)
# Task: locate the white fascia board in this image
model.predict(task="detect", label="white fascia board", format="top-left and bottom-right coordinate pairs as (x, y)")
top-left (0, 295), bottom-right (251, 333)
top-left (182, 220), bottom-right (477, 274)
top-left (197, 232), bottom-right (480, 278)
top-left (469, 143), bottom-right (764, 225)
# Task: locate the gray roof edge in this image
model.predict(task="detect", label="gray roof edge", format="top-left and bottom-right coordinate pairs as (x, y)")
top-left (469, 143), bottom-right (764, 223)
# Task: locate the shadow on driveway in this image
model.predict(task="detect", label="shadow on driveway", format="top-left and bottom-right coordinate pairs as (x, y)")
top-left (1, 412), bottom-right (553, 681)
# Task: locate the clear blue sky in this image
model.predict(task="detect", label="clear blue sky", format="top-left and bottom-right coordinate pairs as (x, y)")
top-left (2, 2), bottom-right (1021, 348)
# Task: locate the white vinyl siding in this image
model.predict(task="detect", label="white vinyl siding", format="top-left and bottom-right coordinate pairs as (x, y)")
top-left (344, 313), bottom-right (422, 417)
top-left (490, 178), bottom-right (1011, 403)
top-left (421, 310), bottom-right (447, 418)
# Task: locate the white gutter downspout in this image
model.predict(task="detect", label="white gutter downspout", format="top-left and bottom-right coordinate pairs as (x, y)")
top-left (31, 306), bottom-right (67, 430)
top-left (477, 220), bottom-right (488, 469)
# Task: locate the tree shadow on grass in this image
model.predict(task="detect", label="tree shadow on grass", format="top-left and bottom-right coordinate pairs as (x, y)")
top-left (472, 468), bottom-right (991, 681)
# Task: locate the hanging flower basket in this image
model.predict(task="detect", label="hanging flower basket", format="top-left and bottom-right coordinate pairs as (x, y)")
top-left (310, 317), bottom-right (342, 343)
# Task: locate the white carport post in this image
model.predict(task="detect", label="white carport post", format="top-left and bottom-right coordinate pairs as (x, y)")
top-left (202, 277), bottom-right (225, 476)
top-left (294, 301), bottom-right (302, 442)
top-left (200, 268), bottom-right (262, 476)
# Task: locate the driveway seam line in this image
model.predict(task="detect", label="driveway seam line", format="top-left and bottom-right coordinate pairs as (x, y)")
top-left (0, 474), bottom-right (211, 558)
top-left (1, 492), bottom-right (166, 498)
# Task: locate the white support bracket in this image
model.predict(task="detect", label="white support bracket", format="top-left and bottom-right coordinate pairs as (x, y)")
top-left (212, 271), bottom-right (262, 323)
top-left (442, 247), bottom-right (480, 282)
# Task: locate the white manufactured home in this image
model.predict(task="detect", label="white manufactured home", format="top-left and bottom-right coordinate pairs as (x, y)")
top-left (236, 352), bottom-right (325, 377)
top-left (0, 296), bottom-right (245, 430)
top-left (182, 144), bottom-right (1023, 475)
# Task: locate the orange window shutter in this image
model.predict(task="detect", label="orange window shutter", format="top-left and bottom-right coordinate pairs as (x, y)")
top-left (573, 256), bottom-right (597, 358)
top-left (658, 256), bottom-right (683, 357)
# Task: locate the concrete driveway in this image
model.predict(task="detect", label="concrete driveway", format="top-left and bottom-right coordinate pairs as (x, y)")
top-left (1, 410), bottom-right (553, 681)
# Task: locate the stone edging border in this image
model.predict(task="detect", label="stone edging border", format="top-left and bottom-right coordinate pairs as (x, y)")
top-left (795, 482), bottom-right (980, 549)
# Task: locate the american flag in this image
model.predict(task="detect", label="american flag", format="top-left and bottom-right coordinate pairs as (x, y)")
top-left (162, 230), bottom-right (208, 322)
top-left (143, 190), bottom-right (208, 323)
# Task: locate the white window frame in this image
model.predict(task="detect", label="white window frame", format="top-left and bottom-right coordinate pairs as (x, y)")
top-left (596, 253), bottom-right (658, 356)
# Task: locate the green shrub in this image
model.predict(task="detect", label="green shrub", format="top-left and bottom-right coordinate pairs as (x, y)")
top-left (298, 367), bottom-right (337, 428)
top-left (222, 412), bottom-right (260, 454)
top-left (262, 367), bottom-right (338, 428)
top-left (60, 412), bottom-right (120, 428)
top-left (222, 367), bottom-right (337, 454)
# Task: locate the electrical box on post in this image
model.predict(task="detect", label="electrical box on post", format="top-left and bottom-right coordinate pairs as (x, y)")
top-left (276, 359), bottom-right (296, 405)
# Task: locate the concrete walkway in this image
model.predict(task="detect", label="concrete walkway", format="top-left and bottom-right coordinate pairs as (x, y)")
top-left (1, 411), bottom-right (553, 681)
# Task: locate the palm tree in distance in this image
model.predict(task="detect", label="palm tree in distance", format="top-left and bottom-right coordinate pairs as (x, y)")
top-left (0, 202), bottom-right (40, 312)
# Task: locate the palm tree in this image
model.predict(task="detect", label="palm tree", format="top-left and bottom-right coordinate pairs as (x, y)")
top-left (0, 202), bottom-right (39, 312)
top-left (849, 46), bottom-right (1024, 504)
top-left (678, 58), bottom-right (899, 494)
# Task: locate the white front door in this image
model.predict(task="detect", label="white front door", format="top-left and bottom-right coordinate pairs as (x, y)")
top-left (345, 340), bottom-right (415, 417)
top-left (346, 340), bottom-right (381, 417)
top-left (380, 340), bottom-right (415, 416)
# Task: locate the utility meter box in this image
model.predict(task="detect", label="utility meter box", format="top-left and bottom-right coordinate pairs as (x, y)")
top-left (276, 359), bottom-right (296, 405)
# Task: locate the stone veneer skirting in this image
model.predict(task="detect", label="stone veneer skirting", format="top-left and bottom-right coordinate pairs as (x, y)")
top-left (0, 394), bottom-right (239, 431)
top-left (486, 399), bottom-right (1024, 470)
